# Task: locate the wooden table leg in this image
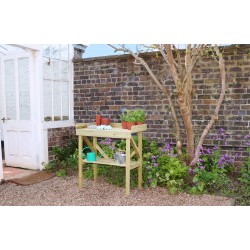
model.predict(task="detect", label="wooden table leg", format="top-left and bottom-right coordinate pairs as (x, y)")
top-left (126, 138), bottom-right (131, 195)
top-left (138, 132), bottom-right (142, 189)
top-left (93, 136), bottom-right (98, 181)
top-left (78, 135), bottom-right (83, 188)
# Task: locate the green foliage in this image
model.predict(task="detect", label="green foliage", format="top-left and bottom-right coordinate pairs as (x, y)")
top-left (44, 131), bottom-right (250, 205)
top-left (142, 140), bottom-right (188, 193)
top-left (144, 154), bottom-right (188, 193)
top-left (235, 147), bottom-right (250, 205)
top-left (44, 138), bottom-right (78, 176)
top-left (99, 138), bottom-right (115, 158)
top-left (125, 110), bottom-right (137, 122)
top-left (134, 109), bottom-right (146, 122)
top-left (190, 145), bottom-right (233, 195)
top-left (56, 169), bottom-right (67, 177)
top-left (121, 109), bottom-right (146, 122)
top-left (51, 139), bottom-right (77, 162)
top-left (120, 112), bottom-right (127, 122)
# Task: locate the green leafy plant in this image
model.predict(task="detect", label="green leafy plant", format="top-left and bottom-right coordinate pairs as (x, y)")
top-left (44, 138), bottom-right (78, 176)
top-left (120, 112), bottom-right (128, 122)
top-left (134, 109), bottom-right (146, 122)
top-left (189, 137), bottom-right (234, 195)
top-left (235, 147), bottom-right (250, 205)
top-left (125, 110), bottom-right (137, 122)
top-left (56, 169), bottom-right (67, 177)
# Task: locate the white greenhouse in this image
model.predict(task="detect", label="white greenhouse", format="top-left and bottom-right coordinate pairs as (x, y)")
top-left (0, 44), bottom-right (85, 180)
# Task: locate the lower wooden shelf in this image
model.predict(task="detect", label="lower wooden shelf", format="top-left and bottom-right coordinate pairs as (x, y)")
top-left (82, 158), bottom-right (140, 170)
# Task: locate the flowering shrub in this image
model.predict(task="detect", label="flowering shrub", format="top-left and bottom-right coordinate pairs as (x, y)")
top-left (235, 135), bottom-right (250, 205)
top-left (45, 130), bottom-right (250, 204)
top-left (190, 128), bottom-right (236, 194)
top-left (143, 141), bottom-right (188, 193)
top-left (99, 138), bottom-right (115, 158)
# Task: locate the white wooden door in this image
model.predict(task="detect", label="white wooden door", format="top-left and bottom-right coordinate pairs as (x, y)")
top-left (1, 53), bottom-right (37, 169)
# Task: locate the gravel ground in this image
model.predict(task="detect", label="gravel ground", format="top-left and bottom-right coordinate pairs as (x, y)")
top-left (0, 174), bottom-right (234, 206)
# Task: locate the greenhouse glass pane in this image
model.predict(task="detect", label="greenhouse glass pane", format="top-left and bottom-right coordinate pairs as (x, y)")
top-left (53, 81), bottom-right (61, 120)
top-left (61, 82), bottom-right (69, 120)
top-left (61, 61), bottom-right (69, 81)
top-left (43, 45), bottom-right (51, 57)
top-left (61, 44), bottom-right (69, 61)
top-left (43, 80), bottom-right (52, 121)
top-left (5, 59), bottom-right (16, 120)
top-left (18, 57), bottom-right (30, 120)
top-left (43, 57), bottom-right (51, 79)
top-left (52, 59), bottom-right (60, 80)
top-left (51, 44), bottom-right (60, 59)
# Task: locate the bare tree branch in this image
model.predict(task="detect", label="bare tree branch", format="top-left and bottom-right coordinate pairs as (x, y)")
top-left (108, 44), bottom-right (183, 155)
top-left (190, 45), bottom-right (227, 166)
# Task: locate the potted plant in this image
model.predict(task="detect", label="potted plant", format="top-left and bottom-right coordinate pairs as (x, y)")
top-left (126, 110), bottom-right (136, 130)
top-left (120, 112), bottom-right (128, 129)
top-left (134, 109), bottom-right (146, 125)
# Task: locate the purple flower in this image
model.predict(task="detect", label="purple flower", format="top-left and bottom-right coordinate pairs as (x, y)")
top-left (206, 148), bottom-right (211, 154)
top-left (246, 142), bottom-right (250, 146)
top-left (154, 163), bottom-right (158, 167)
top-left (200, 165), bottom-right (205, 170)
top-left (239, 148), bottom-right (243, 151)
top-left (235, 153), bottom-right (239, 159)
top-left (165, 143), bottom-right (171, 152)
top-left (152, 155), bottom-right (157, 160)
top-left (214, 146), bottom-right (219, 150)
top-left (244, 134), bottom-right (250, 139)
top-left (109, 146), bottom-right (115, 150)
top-left (189, 168), bottom-right (194, 174)
top-left (148, 178), bottom-right (152, 183)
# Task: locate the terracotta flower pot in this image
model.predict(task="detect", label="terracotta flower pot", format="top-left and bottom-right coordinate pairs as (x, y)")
top-left (136, 122), bottom-right (144, 125)
top-left (101, 118), bottom-right (110, 125)
top-left (122, 121), bottom-right (127, 129)
top-left (96, 115), bottom-right (101, 126)
top-left (127, 122), bottom-right (136, 130)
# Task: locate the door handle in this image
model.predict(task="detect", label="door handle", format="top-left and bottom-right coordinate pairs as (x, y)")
top-left (1, 117), bottom-right (6, 123)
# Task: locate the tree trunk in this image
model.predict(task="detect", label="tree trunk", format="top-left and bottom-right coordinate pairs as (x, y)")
top-left (177, 92), bottom-right (195, 162)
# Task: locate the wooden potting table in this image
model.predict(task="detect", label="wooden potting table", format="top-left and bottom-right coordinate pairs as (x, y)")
top-left (76, 123), bottom-right (147, 195)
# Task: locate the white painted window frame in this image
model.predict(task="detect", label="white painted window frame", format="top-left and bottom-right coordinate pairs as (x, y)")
top-left (41, 44), bottom-right (74, 129)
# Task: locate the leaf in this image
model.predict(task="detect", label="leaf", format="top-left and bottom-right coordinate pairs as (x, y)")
top-left (198, 183), bottom-right (204, 192)
top-left (193, 176), bottom-right (199, 183)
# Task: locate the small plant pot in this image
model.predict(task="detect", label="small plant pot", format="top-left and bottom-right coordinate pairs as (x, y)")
top-left (122, 121), bottom-right (127, 129)
top-left (101, 118), bottom-right (110, 125)
top-left (127, 122), bottom-right (136, 130)
top-left (136, 122), bottom-right (144, 125)
top-left (96, 114), bottom-right (101, 126)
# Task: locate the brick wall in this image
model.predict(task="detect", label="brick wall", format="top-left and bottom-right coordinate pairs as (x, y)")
top-left (48, 127), bottom-right (76, 160)
top-left (73, 45), bottom-right (250, 162)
